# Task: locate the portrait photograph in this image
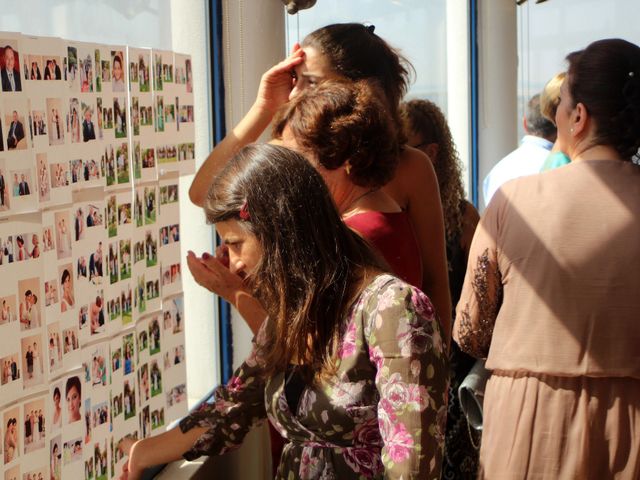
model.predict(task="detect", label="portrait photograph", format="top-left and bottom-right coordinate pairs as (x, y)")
top-left (89, 294), bottom-right (105, 336)
top-left (138, 53), bottom-right (150, 92)
top-left (1, 41), bottom-right (22, 92)
top-left (100, 59), bottom-right (110, 84)
top-left (81, 100), bottom-right (96, 143)
top-left (93, 439), bottom-right (108, 480)
top-left (22, 397), bottom-right (45, 454)
top-left (113, 97), bottom-right (127, 139)
top-left (138, 363), bottom-right (149, 403)
top-left (25, 54), bottom-right (44, 81)
top-left (153, 53), bottom-right (162, 91)
top-left (103, 145), bottom-right (115, 187)
top-left (151, 407), bottom-right (164, 431)
top-left (20, 333), bottom-right (43, 389)
top-left (54, 210), bottom-right (72, 260)
top-left (68, 97), bottom-right (81, 144)
top-left (3, 98), bottom-right (28, 150)
top-left (144, 230), bottom-right (157, 268)
top-left (9, 170), bottom-right (33, 198)
top-left (107, 241), bottom-right (118, 284)
top-left (142, 147), bottom-right (155, 169)
top-left (166, 383), bottom-right (186, 408)
top-left (154, 96), bottom-right (164, 133)
top-left (46, 322), bottom-right (62, 373)
top-left (44, 279), bottom-right (59, 307)
top-left (44, 56), bottom-right (63, 81)
top-left (0, 294), bottom-right (16, 326)
top-left (116, 142), bottom-right (129, 184)
top-left (150, 360), bottom-right (162, 398)
top-left (58, 263), bottom-right (75, 313)
top-left (3, 405), bottom-right (20, 465)
top-left (94, 49), bottom-right (101, 92)
top-left (78, 50), bottom-right (94, 93)
top-left (62, 326), bottom-right (79, 355)
top-left (41, 225), bottom-right (55, 252)
top-left (63, 375), bottom-right (82, 425)
top-left (119, 239), bottom-right (131, 281)
top-left (46, 98), bottom-right (65, 146)
top-left (31, 109), bottom-right (47, 137)
top-left (35, 153), bottom-right (50, 203)
top-left (123, 379), bottom-right (136, 420)
top-left (123, 332), bottom-right (134, 375)
top-left (50, 434), bottom-right (62, 479)
top-left (149, 318), bottom-right (161, 355)
top-left (50, 162), bottom-right (69, 189)
top-left (0, 353), bottom-right (20, 386)
top-left (139, 405), bottom-right (150, 439)
top-left (110, 50), bottom-right (125, 92)
top-left (18, 277), bottom-right (41, 332)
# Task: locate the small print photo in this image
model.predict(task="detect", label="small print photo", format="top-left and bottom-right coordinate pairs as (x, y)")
top-left (123, 379), bottom-right (136, 420)
top-left (138, 53), bottom-right (150, 92)
top-left (10, 169), bottom-right (32, 198)
top-left (62, 326), bottom-right (79, 355)
top-left (68, 97), bottom-right (81, 144)
top-left (93, 439), bottom-right (108, 480)
top-left (0, 294), bottom-right (16, 326)
top-left (18, 277), bottom-right (41, 331)
top-left (166, 383), bottom-right (186, 408)
top-left (50, 162), bottom-right (69, 189)
top-left (62, 436), bottom-right (82, 465)
top-left (123, 333), bottom-right (134, 375)
top-left (32, 109), bottom-right (47, 136)
top-left (46, 98), bottom-right (65, 146)
top-left (103, 145), bottom-right (115, 187)
top-left (89, 294), bottom-right (105, 336)
top-left (21, 333), bottom-right (44, 389)
top-left (116, 142), bottom-right (129, 184)
top-left (36, 153), bottom-right (50, 202)
top-left (47, 323), bottom-right (63, 373)
top-left (149, 318), bottom-right (160, 355)
top-left (64, 376), bottom-right (82, 425)
top-left (150, 360), bottom-right (162, 398)
top-left (50, 435), bottom-right (62, 479)
top-left (159, 184), bottom-right (178, 205)
top-left (22, 397), bottom-right (45, 454)
top-left (44, 56), bottom-right (62, 80)
top-left (151, 407), bottom-right (164, 431)
top-left (0, 352), bottom-right (20, 385)
top-left (42, 225), bottom-right (55, 252)
top-left (113, 98), bottom-right (126, 139)
top-left (54, 210), bottom-right (72, 259)
top-left (25, 54), bottom-right (44, 81)
top-left (58, 263), bottom-right (75, 313)
top-left (1, 41), bottom-right (22, 92)
top-left (3, 405), bottom-right (20, 464)
top-left (111, 50), bottom-right (125, 92)
top-left (44, 279), bottom-right (59, 307)
top-left (138, 363), bottom-right (149, 403)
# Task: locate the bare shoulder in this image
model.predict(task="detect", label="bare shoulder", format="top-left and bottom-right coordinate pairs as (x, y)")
top-left (385, 146), bottom-right (438, 208)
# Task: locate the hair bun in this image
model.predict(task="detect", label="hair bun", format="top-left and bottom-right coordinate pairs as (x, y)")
top-left (366, 24), bottom-right (375, 34)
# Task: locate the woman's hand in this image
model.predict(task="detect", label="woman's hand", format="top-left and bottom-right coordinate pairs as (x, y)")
top-left (187, 249), bottom-right (247, 305)
top-left (253, 43), bottom-right (305, 115)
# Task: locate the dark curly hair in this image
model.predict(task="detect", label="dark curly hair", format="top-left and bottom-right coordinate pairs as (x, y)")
top-left (401, 99), bottom-right (466, 242)
top-left (273, 79), bottom-right (400, 189)
top-left (566, 38), bottom-right (640, 161)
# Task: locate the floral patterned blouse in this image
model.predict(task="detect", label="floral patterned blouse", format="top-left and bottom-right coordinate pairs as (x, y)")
top-left (180, 274), bottom-right (449, 479)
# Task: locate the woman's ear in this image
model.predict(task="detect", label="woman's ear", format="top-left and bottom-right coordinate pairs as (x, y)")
top-left (572, 102), bottom-right (589, 136)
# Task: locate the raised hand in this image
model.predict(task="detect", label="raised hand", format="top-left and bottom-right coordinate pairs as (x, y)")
top-left (254, 43), bottom-right (305, 114)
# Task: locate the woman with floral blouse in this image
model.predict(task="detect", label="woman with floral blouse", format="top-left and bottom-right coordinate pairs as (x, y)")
top-left (119, 144), bottom-right (448, 480)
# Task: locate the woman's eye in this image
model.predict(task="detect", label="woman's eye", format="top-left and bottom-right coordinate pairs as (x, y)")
top-left (290, 70), bottom-right (298, 84)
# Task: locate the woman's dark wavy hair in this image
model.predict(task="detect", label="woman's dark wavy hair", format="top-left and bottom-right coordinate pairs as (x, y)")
top-left (205, 144), bottom-right (385, 379)
top-left (302, 23), bottom-right (412, 109)
top-left (566, 38), bottom-right (640, 161)
top-left (273, 79), bottom-right (400, 188)
top-left (401, 99), bottom-right (466, 242)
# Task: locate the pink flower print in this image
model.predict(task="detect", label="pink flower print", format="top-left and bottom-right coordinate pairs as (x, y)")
top-left (343, 445), bottom-right (384, 477)
top-left (354, 417), bottom-right (383, 447)
top-left (214, 398), bottom-right (235, 413)
top-left (227, 376), bottom-right (244, 394)
top-left (339, 320), bottom-right (357, 359)
top-left (381, 419), bottom-right (414, 464)
top-left (397, 317), bottom-right (434, 356)
top-left (368, 345), bottom-right (384, 372)
top-left (377, 284), bottom-right (400, 311)
top-left (411, 288), bottom-right (435, 319)
top-left (299, 448), bottom-right (324, 479)
top-left (381, 373), bottom-right (429, 411)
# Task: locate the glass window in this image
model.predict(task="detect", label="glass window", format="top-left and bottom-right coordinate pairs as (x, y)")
top-left (285, 0), bottom-right (449, 112)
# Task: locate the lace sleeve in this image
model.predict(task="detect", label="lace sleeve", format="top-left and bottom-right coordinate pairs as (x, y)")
top-left (453, 195), bottom-right (503, 359)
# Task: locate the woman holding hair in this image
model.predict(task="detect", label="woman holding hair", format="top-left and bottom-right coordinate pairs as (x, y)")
top-left (454, 38), bottom-right (640, 477)
top-left (120, 144), bottom-right (448, 479)
top-left (401, 99), bottom-right (481, 477)
top-left (189, 23), bottom-right (451, 341)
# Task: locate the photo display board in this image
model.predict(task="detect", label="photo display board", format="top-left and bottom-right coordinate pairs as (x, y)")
top-left (0, 33), bottom-right (194, 480)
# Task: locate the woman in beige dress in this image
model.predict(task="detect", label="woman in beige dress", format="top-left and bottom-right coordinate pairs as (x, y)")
top-left (454, 38), bottom-right (640, 478)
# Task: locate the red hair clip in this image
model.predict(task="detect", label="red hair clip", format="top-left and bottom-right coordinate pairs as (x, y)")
top-left (239, 200), bottom-right (250, 221)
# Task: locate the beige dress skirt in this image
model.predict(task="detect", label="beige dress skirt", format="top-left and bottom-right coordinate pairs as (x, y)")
top-left (479, 370), bottom-right (640, 479)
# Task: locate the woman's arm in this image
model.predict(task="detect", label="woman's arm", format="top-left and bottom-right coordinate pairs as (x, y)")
top-left (384, 147), bottom-right (452, 347)
top-left (189, 47), bottom-right (304, 207)
top-left (121, 322), bottom-right (272, 480)
top-left (366, 280), bottom-right (448, 479)
top-left (453, 192), bottom-right (503, 359)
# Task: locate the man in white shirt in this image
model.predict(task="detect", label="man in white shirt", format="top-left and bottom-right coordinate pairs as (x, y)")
top-left (483, 94), bottom-right (556, 205)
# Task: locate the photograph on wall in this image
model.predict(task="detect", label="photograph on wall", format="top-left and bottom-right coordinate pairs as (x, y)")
top-left (21, 332), bottom-right (44, 389)
top-left (22, 396), bottom-right (45, 455)
top-left (3, 405), bottom-right (21, 466)
top-left (1, 39), bottom-right (23, 93)
top-left (3, 98), bottom-right (29, 151)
